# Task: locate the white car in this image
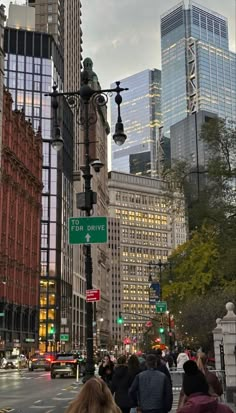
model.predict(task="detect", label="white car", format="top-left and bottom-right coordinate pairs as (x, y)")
top-left (2, 354), bottom-right (28, 369)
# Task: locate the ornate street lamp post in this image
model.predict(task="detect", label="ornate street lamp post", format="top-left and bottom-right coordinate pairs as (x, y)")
top-left (46, 67), bottom-right (128, 380)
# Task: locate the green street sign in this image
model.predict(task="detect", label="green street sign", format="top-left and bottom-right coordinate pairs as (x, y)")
top-left (25, 338), bottom-right (35, 343)
top-left (60, 334), bottom-right (69, 342)
top-left (69, 217), bottom-right (108, 244)
top-left (156, 301), bottom-right (167, 313)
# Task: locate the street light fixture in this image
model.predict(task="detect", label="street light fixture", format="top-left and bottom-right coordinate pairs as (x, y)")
top-left (46, 69), bottom-right (128, 381)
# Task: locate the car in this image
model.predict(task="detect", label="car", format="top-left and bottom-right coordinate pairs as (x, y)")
top-left (28, 353), bottom-right (55, 371)
top-left (2, 354), bottom-right (28, 369)
top-left (50, 353), bottom-right (78, 379)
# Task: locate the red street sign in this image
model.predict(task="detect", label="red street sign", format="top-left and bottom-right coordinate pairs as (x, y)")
top-left (86, 289), bottom-right (101, 302)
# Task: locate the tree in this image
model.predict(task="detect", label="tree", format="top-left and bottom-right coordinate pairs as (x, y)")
top-left (174, 290), bottom-right (236, 352)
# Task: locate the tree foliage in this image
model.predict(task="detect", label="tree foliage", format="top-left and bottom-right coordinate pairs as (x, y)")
top-left (174, 290), bottom-right (236, 352)
top-left (162, 120), bottom-right (236, 349)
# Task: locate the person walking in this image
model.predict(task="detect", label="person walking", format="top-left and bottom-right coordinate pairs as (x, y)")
top-left (128, 355), bottom-right (142, 413)
top-left (178, 352), bottom-right (223, 408)
top-left (196, 352), bottom-right (223, 397)
top-left (176, 360), bottom-right (234, 413)
top-left (177, 349), bottom-right (189, 370)
top-left (129, 354), bottom-right (173, 413)
top-left (98, 354), bottom-right (114, 388)
top-left (111, 355), bottom-right (139, 413)
top-left (65, 376), bottom-right (121, 413)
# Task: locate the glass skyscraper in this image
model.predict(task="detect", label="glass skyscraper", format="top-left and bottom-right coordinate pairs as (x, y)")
top-left (161, 1), bottom-right (236, 136)
top-left (4, 27), bottom-right (74, 352)
top-left (111, 69), bottom-right (162, 177)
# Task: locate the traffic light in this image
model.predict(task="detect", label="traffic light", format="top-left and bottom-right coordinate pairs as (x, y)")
top-left (50, 325), bottom-right (55, 334)
top-left (117, 312), bottom-right (124, 324)
top-left (159, 325), bottom-right (165, 334)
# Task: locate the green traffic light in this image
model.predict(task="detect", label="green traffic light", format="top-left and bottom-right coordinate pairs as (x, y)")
top-left (50, 325), bottom-right (55, 334)
top-left (159, 327), bottom-right (165, 334)
top-left (117, 312), bottom-right (124, 324)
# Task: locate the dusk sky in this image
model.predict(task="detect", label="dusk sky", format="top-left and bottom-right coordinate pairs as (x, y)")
top-left (4, 0), bottom-right (236, 89)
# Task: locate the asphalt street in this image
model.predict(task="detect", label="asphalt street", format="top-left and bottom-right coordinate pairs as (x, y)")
top-left (0, 369), bottom-right (81, 413)
top-left (0, 369), bottom-right (180, 413)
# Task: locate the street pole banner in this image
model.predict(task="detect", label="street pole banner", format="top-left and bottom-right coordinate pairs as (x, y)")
top-left (149, 282), bottom-right (161, 305)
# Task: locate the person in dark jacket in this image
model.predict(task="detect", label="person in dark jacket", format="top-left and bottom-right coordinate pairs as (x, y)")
top-left (98, 354), bottom-right (114, 388)
top-left (176, 360), bottom-right (233, 413)
top-left (111, 355), bottom-right (134, 413)
top-left (129, 354), bottom-right (173, 413)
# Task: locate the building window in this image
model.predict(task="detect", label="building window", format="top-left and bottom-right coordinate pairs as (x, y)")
top-left (48, 15), bottom-right (53, 23)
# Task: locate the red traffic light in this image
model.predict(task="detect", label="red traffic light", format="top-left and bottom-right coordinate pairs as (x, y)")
top-left (155, 338), bottom-right (161, 343)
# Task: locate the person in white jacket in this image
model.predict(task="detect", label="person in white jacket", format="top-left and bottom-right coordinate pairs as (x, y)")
top-left (177, 350), bottom-right (189, 370)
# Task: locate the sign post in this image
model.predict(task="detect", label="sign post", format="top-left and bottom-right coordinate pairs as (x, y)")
top-left (69, 217), bottom-right (107, 244)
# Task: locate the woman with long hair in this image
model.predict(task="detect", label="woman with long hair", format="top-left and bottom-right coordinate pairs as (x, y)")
top-left (65, 377), bottom-right (121, 413)
top-left (98, 354), bottom-right (114, 388)
top-left (127, 354), bottom-right (140, 377)
top-left (196, 352), bottom-right (223, 397)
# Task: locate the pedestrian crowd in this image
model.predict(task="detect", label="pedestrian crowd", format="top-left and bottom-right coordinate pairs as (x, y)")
top-left (66, 348), bottom-right (234, 413)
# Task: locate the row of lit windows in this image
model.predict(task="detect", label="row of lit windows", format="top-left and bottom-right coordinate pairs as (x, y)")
top-left (115, 192), bottom-right (167, 209)
top-left (116, 209), bottom-right (167, 224)
top-left (123, 296), bottom-right (148, 301)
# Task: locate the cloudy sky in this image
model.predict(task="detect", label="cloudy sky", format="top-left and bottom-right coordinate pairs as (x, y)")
top-left (4, 0), bottom-right (236, 89)
top-left (82, 0), bottom-right (236, 88)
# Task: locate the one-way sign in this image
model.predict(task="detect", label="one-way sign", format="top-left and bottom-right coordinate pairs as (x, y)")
top-left (69, 217), bottom-right (108, 244)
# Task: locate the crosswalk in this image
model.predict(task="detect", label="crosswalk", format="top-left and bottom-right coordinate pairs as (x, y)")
top-left (0, 372), bottom-right (48, 380)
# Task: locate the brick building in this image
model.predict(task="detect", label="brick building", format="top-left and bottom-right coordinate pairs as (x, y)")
top-left (0, 90), bottom-right (43, 354)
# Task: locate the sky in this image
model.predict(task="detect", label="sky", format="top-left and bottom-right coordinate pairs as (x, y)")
top-left (82, 0), bottom-right (236, 88)
top-left (3, 0), bottom-right (236, 89)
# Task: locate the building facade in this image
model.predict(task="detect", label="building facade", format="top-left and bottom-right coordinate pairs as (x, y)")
top-left (27, 0), bottom-right (83, 170)
top-left (4, 25), bottom-right (74, 352)
top-left (0, 4), bottom-right (5, 178)
top-left (170, 110), bottom-right (217, 167)
top-left (161, 1), bottom-right (236, 137)
top-left (0, 90), bottom-right (42, 354)
top-left (108, 171), bottom-right (187, 347)
top-left (111, 69), bottom-right (162, 177)
top-left (27, 0), bottom-right (64, 52)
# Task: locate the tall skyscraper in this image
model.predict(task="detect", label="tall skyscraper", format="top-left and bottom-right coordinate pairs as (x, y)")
top-left (108, 171), bottom-right (187, 347)
top-left (27, 1), bottom-right (87, 351)
top-left (4, 22), bottom-right (74, 352)
top-left (161, 1), bottom-right (236, 137)
top-left (111, 69), bottom-right (162, 177)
